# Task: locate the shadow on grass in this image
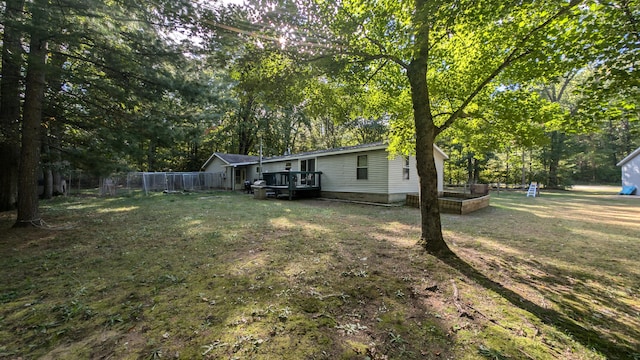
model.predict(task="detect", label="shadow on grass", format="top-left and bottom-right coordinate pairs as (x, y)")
top-left (0, 193), bottom-right (455, 359)
top-left (440, 252), bottom-right (638, 360)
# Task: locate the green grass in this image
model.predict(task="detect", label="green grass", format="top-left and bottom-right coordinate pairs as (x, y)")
top-left (0, 188), bottom-right (638, 359)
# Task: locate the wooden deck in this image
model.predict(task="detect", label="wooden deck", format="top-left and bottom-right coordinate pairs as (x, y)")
top-left (262, 171), bottom-right (322, 200)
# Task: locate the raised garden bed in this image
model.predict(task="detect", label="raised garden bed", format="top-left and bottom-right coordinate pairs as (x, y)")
top-left (406, 192), bottom-right (490, 214)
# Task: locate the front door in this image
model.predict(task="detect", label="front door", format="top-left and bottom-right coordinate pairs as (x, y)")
top-left (300, 159), bottom-right (316, 185)
top-left (234, 168), bottom-right (246, 190)
top-left (301, 159), bottom-right (315, 172)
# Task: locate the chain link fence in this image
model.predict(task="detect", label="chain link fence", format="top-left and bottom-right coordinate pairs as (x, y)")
top-left (99, 172), bottom-right (226, 196)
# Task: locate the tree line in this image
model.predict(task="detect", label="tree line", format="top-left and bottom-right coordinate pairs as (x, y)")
top-left (1, 0), bottom-right (638, 252)
top-left (0, 0), bottom-right (388, 209)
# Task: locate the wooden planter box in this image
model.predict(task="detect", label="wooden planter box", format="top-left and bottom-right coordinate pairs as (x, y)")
top-left (406, 192), bottom-right (490, 215)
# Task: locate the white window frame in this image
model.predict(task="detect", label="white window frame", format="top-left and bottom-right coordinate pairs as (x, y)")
top-left (357, 155), bottom-right (368, 180)
top-left (403, 156), bottom-right (410, 180)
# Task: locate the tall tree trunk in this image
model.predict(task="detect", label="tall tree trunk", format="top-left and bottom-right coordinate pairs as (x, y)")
top-left (147, 140), bottom-right (157, 171)
top-left (0, 0), bottom-right (26, 212)
top-left (521, 148), bottom-right (526, 186)
top-left (43, 168), bottom-right (53, 199)
top-left (237, 97), bottom-right (255, 155)
top-left (621, 118), bottom-right (632, 155)
top-left (43, 121), bottom-right (65, 198)
top-left (547, 131), bottom-right (565, 188)
top-left (41, 121), bottom-right (53, 199)
top-left (466, 154), bottom-right (474, 185)
top-left (14, 3), bottom-right (48, 228)
top-left (540, 75), bottom-right (574, 189)
top-left (46, 49), bottom-right (66, 195)
top-left (607, 119), bottom-right (619, 169)
top-left (473, 158), bottom-right (481, 184)
top-left (407, 59), bottom-right (452, 256)
top-left (505, 149), bottom-right (510, 187)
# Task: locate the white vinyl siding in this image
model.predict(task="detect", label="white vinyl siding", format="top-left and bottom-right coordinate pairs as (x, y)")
top-left (260, 160), bottom-right (298, 174)
top-left (247, 164), bottom-right (260, 181)
top-left (203, 157), bottom-right (226, 173)
top-left (403, 156), bottom-right (410, 180)
top-left (202, 157), bottom-right (232, 189)
top-left (320, 149), bottom-right (389, 194)
top-left (356, 155), bottom-right (368, 180)
top-left (387, 151), bottom-right (446, 194)
top-left (387, 155), bottom-right (419, 194)
top-left (201, 144), bottom-right (448, 201)
top-left (434, 150), bottom-right (445, 193)
top-left (621, 153), bottom-right (640, 188)
top-left (258, 148), bottom-right (446, 194)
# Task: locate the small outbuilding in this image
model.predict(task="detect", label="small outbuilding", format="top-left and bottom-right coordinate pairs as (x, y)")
top-left (616, 147), bottom-right (640, 195)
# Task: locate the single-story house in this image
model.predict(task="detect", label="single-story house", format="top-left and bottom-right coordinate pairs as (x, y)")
top-left (200, 142), bottom-right (448, 203)
top-left (199, 153), bottom-right (260, 191)
top-left (617, 147), bottom-right (640, 194)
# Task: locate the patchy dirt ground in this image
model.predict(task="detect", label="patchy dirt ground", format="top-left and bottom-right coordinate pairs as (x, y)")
top-left (1, 189), bottom-right (638, 359)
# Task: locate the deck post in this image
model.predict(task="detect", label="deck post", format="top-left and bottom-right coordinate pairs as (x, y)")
top-left (289, 172), bottom-right (294, 200)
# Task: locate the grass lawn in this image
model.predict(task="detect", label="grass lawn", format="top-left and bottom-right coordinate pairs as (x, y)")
top-left (0, 187), bottom-right (638, 359)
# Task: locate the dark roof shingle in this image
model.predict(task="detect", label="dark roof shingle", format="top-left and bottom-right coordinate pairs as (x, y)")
top-left (216, 153), bottom-right (260, 165)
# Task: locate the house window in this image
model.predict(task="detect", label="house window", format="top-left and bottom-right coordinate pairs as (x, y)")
top-left (357, 155), bottom-right (368, 180)
top-left (285, 162), bottom-right (292, 170)
top-left (300, 159), bottom-right (315, 172)
top-left (403, 156), bottom-right (410, 180)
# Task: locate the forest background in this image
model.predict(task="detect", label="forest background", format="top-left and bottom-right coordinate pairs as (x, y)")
top-left (1, 0), bottom-right (638, 212)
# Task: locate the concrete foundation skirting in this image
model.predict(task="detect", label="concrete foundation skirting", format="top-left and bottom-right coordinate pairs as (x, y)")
top-left (406, 193), bottom-right (420, 207)
top-left (320, 191), bottom-right (406, 204)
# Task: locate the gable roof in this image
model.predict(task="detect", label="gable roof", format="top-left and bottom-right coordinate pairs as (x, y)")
top-left (617, 147), bottom-right (640, 167)
top-left (260, 142), bottom-right (449, 163)
top-left (262, 142), bottom-right (387, 163)
top-left (200, 152), bottom-right (259, 170)
top-left (201, 142), bottom-right (449, 170)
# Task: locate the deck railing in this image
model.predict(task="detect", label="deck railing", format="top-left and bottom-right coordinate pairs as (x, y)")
top-left (261, 171), bottom-right (322, 199)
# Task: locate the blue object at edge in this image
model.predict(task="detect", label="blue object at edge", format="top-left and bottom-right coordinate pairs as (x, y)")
top-left (619, 185), bottom-right (637, 195)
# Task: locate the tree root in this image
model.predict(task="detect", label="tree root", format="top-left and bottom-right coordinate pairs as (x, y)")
top-left (450, 279), bottom-right (474, 319)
